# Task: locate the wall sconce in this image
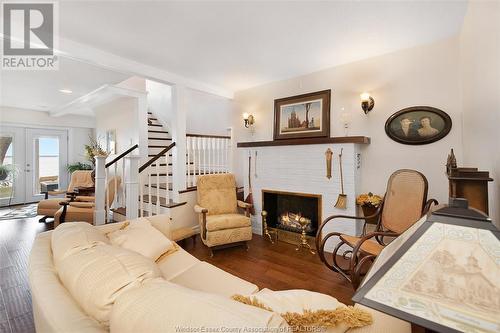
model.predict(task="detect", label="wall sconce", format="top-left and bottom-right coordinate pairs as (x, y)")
top-left (243, 113), bottom-right (255, 128)
top-left (360, 92), bottom-right (375, 114)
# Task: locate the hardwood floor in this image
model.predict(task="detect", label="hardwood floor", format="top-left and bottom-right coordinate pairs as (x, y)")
top-left (0, 213), bottom-right (354, 333)
top-left (0, 216), bottom-right (52, 333)
top-left (181, 235), bottom-right (354, 306)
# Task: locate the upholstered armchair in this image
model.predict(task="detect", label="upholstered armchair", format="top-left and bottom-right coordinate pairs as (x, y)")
top-left (194, 173), bottom-right (253, 256)
top-left (37, 170), bottom-right (94, 223)
top-left (316, 169), bottom-right (438, 289)
top-left (54, 176), bottom-right (121, 227)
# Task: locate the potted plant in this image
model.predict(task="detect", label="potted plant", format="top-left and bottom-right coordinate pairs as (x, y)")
top-left (356, 192), bottom-right (383, 225)
top-left (66, 162), bottom-right (93, 174)
top-left (0, 164), bottom-right (17, 181)
top-left (84, 135), bottom-right (110, 181)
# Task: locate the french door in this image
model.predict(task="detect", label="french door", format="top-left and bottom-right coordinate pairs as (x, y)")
top-left (0, 126), bottom-right (68, 206)
top-left (25, 129), bottom-right (68, 203)
top-left (0, 126), bottom-right (24, 205)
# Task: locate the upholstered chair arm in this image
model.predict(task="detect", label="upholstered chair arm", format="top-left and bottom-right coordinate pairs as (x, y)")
top-left (237, 200), bottom-right (251, 208)
top-left (237, 200), bottom-right (252, 217)
top-left (48, 190), bottom-right (67, 196)
top-left (68, 202), bottom-right (95, 209)
top-left (194, 205), bottom-right (208, 214)
top-left (194, 205), bottom-right (208, 240)
top-left (75, 196), bottom-right (95, 202)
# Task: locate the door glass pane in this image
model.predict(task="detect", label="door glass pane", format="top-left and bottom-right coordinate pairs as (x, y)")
top-left (33, 137), bottom-right (60, 195)
top-left (0, 135), bottom-right (15, 200)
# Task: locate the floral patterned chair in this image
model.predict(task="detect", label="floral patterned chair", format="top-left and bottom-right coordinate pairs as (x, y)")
top-left (194, 173), bottom-right (253, 256)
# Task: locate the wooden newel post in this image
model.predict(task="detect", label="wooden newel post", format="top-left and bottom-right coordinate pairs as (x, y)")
top-left (94, 156), bottom-right (106, 225)
top-left (125, 155), bottom-right (140, 219)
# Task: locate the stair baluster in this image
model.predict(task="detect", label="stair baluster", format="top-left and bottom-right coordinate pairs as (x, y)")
top-left (155, 158), bottom-right (160, 215)
top-left (164, 153), bottom-right (170, 202)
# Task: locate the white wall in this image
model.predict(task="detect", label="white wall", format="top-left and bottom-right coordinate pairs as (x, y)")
top-left (94, 97), bottom-right (139, 155)
top-left (0, 106), bottom-right (95, 129)
top-left (186, 88), bottom-right (233, 136)
top-left (146, 80), bottom-right (173, 131)
top-left (460, 1), bottom-right (500, 226)
top-left (233, 37), bottom-right (463, 204)
top-left (116, 76), bottom-right (147, 92)
top-left (0, 106), bottom-right (94, 165)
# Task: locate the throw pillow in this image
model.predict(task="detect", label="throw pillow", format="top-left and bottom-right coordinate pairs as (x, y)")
top-left (107, 218), bottom-right (176, 261)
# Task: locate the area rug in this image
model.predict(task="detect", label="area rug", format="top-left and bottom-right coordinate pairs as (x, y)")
top-left (0, 203), bottom-right (38, 220)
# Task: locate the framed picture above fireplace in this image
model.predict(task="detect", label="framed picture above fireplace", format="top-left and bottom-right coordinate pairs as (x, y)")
top-left (273, 90), bottom-right (331, 140)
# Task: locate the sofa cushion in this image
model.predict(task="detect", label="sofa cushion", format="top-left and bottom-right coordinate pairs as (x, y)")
top-left (56, 244), bottom-right (160, 326)
top-left (204, 226), bottom-right (253, 247)
top-left (169, 261), bottom-right (259, 297)
top-left (51, 222), bottom-right (110, 264)
top-left (110, 279), bottom-right (288, 333)
top-left (157, 246), bottom-right (200, 280)
top-left (107, 218), bottom-right (175, 261)
top-left (29, 231), bottom-right (107, 333)
top-left (197, 174), bottom-right (238, 215)
top-left (206, 213), bottom-right (251, 231)
top-left (237, 289), bottom-right (360, 333)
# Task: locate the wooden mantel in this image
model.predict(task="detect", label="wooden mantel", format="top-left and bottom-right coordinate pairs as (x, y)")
top-left (237, 136), bottom-right (370, 148)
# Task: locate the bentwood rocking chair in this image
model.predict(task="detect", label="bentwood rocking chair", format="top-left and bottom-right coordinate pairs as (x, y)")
top-left (315, 169), bottom-right (438, 289)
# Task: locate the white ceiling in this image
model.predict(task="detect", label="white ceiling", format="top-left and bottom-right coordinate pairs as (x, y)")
top-left (59, 1), bottom-right (467, 93)
top-left (0, 57), bottom-right (129, 113)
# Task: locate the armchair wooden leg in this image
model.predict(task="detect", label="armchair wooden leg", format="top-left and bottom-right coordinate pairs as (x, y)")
top-left (245, 242), bottom-right (249, 251)
top-left (208, 247), bottom-right (214, 258)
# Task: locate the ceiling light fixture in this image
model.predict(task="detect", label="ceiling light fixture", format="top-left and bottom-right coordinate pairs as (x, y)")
top-left (59, 89), bottom-right (73, 94)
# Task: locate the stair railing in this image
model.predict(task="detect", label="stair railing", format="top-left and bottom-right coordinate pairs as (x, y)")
top-left (94, 144), bottom-right (139, 225)
top-left (185, 133), bottom-right (231, 188)
top-left (138, 142), bottom-right (176, 217)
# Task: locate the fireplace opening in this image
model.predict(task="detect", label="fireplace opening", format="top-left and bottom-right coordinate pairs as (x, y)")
top-left (262, 190), bottom-right (321, 245)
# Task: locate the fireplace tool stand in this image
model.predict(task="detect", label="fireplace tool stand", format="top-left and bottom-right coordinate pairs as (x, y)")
top-left (261, 211), bottom-right (276, 244)
top-left (296, 217), bottom-right (316, 254)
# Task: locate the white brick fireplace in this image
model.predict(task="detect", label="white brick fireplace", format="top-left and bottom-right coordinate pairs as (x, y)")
top-left (239, 141), bottom-right (366, 251)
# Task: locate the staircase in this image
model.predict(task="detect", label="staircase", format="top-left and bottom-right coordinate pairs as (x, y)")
top-left (112, 111), bottom-right (187, 220)
top-left (104, 110), bottom-right (232, 235)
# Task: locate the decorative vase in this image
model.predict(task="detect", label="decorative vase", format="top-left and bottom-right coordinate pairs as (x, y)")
top-left (361, 205), bottom-right (379, 225)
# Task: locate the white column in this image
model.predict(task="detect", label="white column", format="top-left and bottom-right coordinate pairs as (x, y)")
top-left (93, 156), bottom-right (106, 225)
top-left (171, 84), bottom-right (187, 201)
top-left (227, 127), bottom-right (234, 173)
top-left (125, 155), bottom-right (140, 219)
top-left (137, 94), bottom-right (149, 164)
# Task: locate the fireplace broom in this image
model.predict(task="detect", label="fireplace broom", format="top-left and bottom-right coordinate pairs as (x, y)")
top-left (245, 153), bottom-right (255, 215)
top-left (334, 148), bottom-right (347, 209)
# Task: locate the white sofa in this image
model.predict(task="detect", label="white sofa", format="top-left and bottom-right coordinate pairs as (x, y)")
top-left (29, 215), bottom-right (411, 333)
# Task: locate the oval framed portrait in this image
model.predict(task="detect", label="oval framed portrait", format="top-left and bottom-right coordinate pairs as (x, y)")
top-left (385, 106), bottom-right (452, 145)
